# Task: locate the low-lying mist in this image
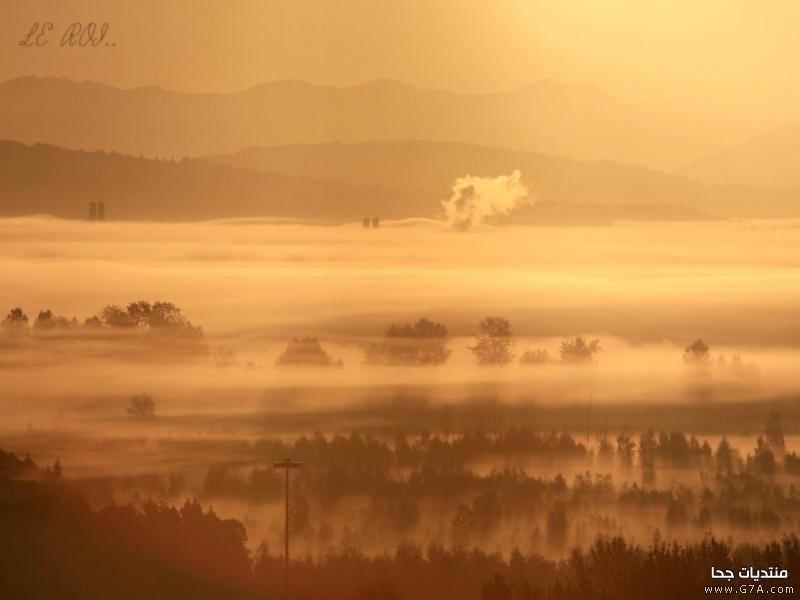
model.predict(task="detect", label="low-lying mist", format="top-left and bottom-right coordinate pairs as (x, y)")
top-left (3, 215), bottom-right (800, 564)
top-left (1, 215), bottom-right (799, 344)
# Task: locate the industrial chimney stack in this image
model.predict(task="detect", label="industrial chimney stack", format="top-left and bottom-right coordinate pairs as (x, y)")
top-left (362, 216), bottom-right (380, 228)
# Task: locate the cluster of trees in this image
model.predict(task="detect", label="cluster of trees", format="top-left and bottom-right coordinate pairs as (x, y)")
top-left (361, 316), bottom-right (601, 367)
top-left (250, 428), bottom-right (588, 480)
top-left (256, 535), bottom-right (800, 600)
top-left (4, 453), bottom-right (800, 600)
top-left (168, 415), bottom-right (800, 559)
top-left (0, 301), bottom-right (207, 358)
top-left (366, 319), bottom-right (451, 366)
top-left (276, 337), bottom-right (343, 367)
top-left (263, 317), bottom-right (605, 368)
top-left (468, 317), bottom-right (601, 366)
top-left (5, 304), bottom-right (755, 374)
top-left (610, 413), bottom-right (789, 482)
top-left (684, 338), bottom-right (759, 375)
top-left (0, 448), bottom-right (37, 479)
top-left (180, 417), bottom-right (790, 491)
top-left (0, 449), bottom-right (255, 600)
top-left (75, 409), bottom-right (795, 546)
top-left (271, 325), bottom-right (760, 373)
top-left (1, 307), bottom-right (608, 368)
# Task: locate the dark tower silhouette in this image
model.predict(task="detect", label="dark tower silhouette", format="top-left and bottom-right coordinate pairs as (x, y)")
top-left (89, 202), bottom-right (97, 222)
top-left (371, 216), bottom-right (380, 228)
top-left (97, 202), bottom-right (106, 222)
top-left (363, 217), bottom-right (371, 228)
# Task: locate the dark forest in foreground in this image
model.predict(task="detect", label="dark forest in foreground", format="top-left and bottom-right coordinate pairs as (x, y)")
top-left (1, 449), bottom-right (797, 600)
top-left (3, 405), bottom-right (800, 600)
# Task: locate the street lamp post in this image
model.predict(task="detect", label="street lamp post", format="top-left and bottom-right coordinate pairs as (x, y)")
top-left (273, 458), bottom-right (301, 599)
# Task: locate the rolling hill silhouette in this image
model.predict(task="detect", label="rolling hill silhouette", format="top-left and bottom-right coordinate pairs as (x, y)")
top-left (206, 140), bottom-right (800, 218)
top-left (0, 140), bottom-right (421, 221)
top-left (1, 139), bottom-right (797, 222)
top-left (682, 121), bottom-right (800, 188)
top-left (0, 76), bottom-right (743, 170)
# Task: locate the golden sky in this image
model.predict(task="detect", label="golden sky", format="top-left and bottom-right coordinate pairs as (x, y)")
top-left (2, 0), bottom-right (800, 119)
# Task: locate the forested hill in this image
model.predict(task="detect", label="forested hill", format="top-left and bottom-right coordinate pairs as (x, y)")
top-left (0, 140), bottom-right (421, 222)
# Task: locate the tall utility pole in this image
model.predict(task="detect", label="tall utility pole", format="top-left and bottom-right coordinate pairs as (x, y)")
top-left (273, 458), bottom-right (301, 599)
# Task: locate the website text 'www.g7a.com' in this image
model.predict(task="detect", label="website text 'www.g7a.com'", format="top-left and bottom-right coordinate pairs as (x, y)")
top-left (704, 584), bottom-right (794, 594)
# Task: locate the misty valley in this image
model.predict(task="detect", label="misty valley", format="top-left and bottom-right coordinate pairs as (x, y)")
top-left (5, 7), bottom-right (800, 595)
top-left (2, 216), bottom-right (800, 599)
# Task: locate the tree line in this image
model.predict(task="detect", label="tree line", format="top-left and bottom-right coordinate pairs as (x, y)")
top-left (3, 447), bottom-right (799, 599)
top-left (4, 303), bottom-right (753, 372)
top-left (0, 301), bottom-right (207, 358)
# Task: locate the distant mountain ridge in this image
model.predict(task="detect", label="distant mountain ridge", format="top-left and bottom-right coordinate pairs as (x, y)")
top-left (681, 120), bottom-right (800, 187)
top-left (0, 76), bottom-right (747, 169)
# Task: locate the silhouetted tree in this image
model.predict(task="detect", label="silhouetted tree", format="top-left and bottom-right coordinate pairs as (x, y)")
top-left (365, 318), bottom-right (450, 366)
top-left (616, 434), bottom-right (635, 469)
top-left (764, 410), bottom-right (785, 452)
top-left (559, 337), bottom-right (601, 364)
top-left (750, 437), bottom-right (777, 475)
top-left (4, 307), bottom-right (28, 328)
top-left (639, 430), bottom-right (656, 486)
top-left (597, 435), bottom-right (614, 463)
top-left (83, 315), bottom-right (103, 328)
top-left (127, 393), bottom-right (156, 419)
top-left (683, 339), bottom-right (710, 364)
top-left (715, 437), bottom-right (735, 476)
top-left (99, 304), bottom-right (137, 328)
top-left (33, 309), bottom-right (76, 331)
top-left (519, 349), bottom-right (551, 365)
top-left (86, 301), bottom-right (208, 357)
top-left (0, 449), bottom-right (38, 479)
top-left (546, 501), bottom-right (568, 551)
top-left (1, 307), bottom-right (30, 347)
top-left (276, 337), bottom-right (342, 367)
top-left (470, 317), bottom-right (515, 365)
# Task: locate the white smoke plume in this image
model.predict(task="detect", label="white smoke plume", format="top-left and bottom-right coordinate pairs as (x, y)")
top-left (441, 170), bottom-right (532, 230)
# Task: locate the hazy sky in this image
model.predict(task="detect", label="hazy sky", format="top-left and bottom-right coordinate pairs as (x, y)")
top-left (3, 1), bottom-right (800, 118)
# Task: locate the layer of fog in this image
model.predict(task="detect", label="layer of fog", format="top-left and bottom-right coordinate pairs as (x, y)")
top-left (2, 215), bottom-right (800, 448)
top-left (3, 216), bottom-right (800, 558)
top-left (2, 215), bottom-right (799, 344)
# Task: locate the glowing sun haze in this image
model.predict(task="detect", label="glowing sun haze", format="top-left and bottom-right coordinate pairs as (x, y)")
top-left (4, 0), bottom-right (800, 123)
